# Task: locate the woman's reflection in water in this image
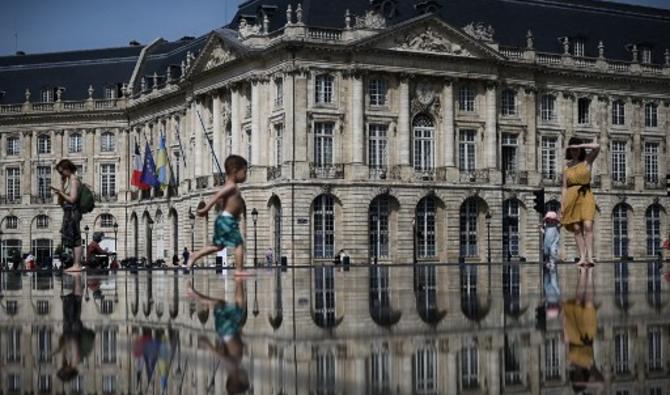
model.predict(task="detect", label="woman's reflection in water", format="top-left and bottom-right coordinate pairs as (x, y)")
top-left (53, 273), bottom-right (96, 383)
top-left (187, 277), bottom-right (250, 394)
top-left (563, 267), bottom-right (604, 393)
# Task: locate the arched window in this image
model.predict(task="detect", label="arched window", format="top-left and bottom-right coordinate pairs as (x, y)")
top-left (100, 214), bottom-right (115, 228)
top-left (416, 197), bottom-right (436, 258)
top-left (646, 204), bottom-right (662, 256)
top-left (412, 114), bottom-right (435, 172)
top-left (4, 215), bottom-right (18, 229)
top-left (370, 196), bottom-right (391, 259)
top-left (501, 89), bottom-right (516, 116)
top-left (502, 199), bottom-right (520, 259)
top-left (313, 195), bottom-right (334, 259)
top-left (69, 132), bottom-right (82, 153)
top-left (100, 131), bottom-right (116, 152)
top-left (35, 215), bottom-right (49, 229)
top-left (460, 199), bottom-right (478, 257)
top-left (613, 204), bottom-right (629, 258)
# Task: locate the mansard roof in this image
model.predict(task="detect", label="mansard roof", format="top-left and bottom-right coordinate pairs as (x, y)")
top-left (0, 46), bottom-right (144, 104)
top-left (231, 0), bottom-right (670, 63)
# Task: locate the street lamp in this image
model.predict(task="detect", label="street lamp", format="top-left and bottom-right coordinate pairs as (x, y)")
top-left (147, 218), bottom-right (154, 266)
top-left (113, 223), bottom-right (119, 254)
top-left (188, 208), bottom-right (195, 252)
top-left (84, 225), bottom-right (90, 248)
top-left (251, 208), bottom-right (258, 267)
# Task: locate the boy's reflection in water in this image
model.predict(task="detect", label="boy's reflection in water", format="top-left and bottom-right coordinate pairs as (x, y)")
top-left (53, 273), bottom-right (96, 382)
top-left (188, 276), bottom-right (249, 394)
top-left (563, 267), bottom-right (604, 393)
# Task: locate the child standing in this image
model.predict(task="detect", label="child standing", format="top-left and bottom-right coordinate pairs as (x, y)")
top-left (187, 155), bottom-right (247, 274)
top-left (542, 211), bottom-right (562, 310)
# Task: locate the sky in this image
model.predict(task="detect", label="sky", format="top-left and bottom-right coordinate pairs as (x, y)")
top-left (1, 0), bottom-right (669, 56)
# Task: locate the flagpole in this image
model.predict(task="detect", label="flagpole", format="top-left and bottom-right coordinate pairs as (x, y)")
top-left (195, 110), bottom-right (225, 184)
top-left (174, 119), bottom-right (187, 168)
top-left (161, 129), bottom-right (179, 192)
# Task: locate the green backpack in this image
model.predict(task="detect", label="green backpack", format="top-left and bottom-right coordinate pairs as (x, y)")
top-left (78, 183), bottom-right (95, 214)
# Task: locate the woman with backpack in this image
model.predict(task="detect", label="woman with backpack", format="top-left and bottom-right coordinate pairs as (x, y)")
top-left (51, 159), bottom-right (84, 272)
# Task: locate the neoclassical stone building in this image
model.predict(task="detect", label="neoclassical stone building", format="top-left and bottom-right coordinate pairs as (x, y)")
top-left (1, 0), bottom-right (670, 270)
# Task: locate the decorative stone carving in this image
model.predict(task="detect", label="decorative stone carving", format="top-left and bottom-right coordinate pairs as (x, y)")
top-left (205, 45), bottom-right (235, 71)
top-left (395, 27), bottom-right (471, 56)
top-left (377, 186), bottom-right (391, 196)
top-left (238, 18), bottom-right (261, 39)
top-left (25, 88), bottom-right (31, 102)
top-left (221, 100), bottom-right (231, 128)
top-left (463, 22), bottom-right (495, 43)
top-left (415, 81), bottom-right (435, 106)
top-left (355, 9), bottom-right (387, 30)
top-left (526, 30), bottom-right (534, 50)
top-left (411, 82), bottom-right (441, 116)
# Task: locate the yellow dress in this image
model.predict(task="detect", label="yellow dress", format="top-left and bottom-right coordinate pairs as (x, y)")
top-left (561, 162), bottom-right (596, 232)
top-left (563, 299), bottom-right (597, 368)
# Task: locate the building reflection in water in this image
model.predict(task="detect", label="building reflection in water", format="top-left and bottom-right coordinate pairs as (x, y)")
top-left (0, 264), bottom-right (668, 394)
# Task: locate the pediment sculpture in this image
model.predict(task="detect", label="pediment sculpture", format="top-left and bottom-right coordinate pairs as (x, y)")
top-left (395, 26), bottom-right (471, 56)
top-left (238, 18), bottom-right (261, 39)
top-left (355, 9), bottom-right (387, 30)
top-left (204, 45), bottom-right (236, 71)
top-left (462, 22), bottom-right (495, 43)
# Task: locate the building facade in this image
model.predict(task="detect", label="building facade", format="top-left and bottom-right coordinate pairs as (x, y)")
top-left (1, 0), bottom-right (670, 268)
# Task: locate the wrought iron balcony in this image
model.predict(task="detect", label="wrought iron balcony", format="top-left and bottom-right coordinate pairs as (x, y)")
top-left (459, 169), bottom-right (490, 183)
top-left (591, 174), bottom-right (602, 188)
top-left (612, 176), bottom-right (634, 190)
top-left (413, 169), bottom-right (435, 181)
top-left (645, 176), bottom-right (664, 190)
top-left (30, 195), bottom-right (53, 205)
top-left (94, 193), bottom-right (118, 203)
top-left (503, 170), bottom-right (529, 185)
top-left (267, 166), bottom-right (282, 181)
top-left (310, 164), bottom-right (344, 179)
top-left (369, 167), bottom-right (387, 180)
top-left (0, 195), bottom-right (22, 205)
top-left (196, 176), bottom-right (209, 189)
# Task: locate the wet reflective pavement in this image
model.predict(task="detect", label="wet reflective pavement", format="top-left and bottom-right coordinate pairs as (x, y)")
top-left (0, 263), bottom-right (668, 395)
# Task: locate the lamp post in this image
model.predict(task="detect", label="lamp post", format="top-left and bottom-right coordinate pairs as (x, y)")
top-left (147, 219), bottom-right (154, 266)
top-left (188, 208), bottom-right (195, 252)
top-left (84, 225), bottom-right (90, 248)
top-left (251, 208), bottom-right (258, 267)
top-left (113, 223), bottom-right (119, 254)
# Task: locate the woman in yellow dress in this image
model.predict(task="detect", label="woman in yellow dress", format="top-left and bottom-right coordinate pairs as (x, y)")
top-left (561, 137), bottom-right (600, 267)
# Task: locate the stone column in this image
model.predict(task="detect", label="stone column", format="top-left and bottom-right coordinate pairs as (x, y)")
top-left (486, 83), bottom-right (497, 169)
top-left (351, 73), bottom-right (364, 165)
top-left (212, 93), bottom-right (223, 172)
top-left (293, 71), bottom-right (309, 177)
top-left (442, 80), bottom-right (455, 167)
top-left (21, 131), bottom-right (33, 202)
top-left (488, 348), bottom-right (500, 395)
top-left (193, 100), bottom-right (204, 177)
top-left (633, 101), bottom-right (642, 190)
top-left (118, 128), bottom-right (129, 202)
top-left (251, 81), bottom-right (262, 166)
top-left (231, 87), bottom-right (241, 155)
top-left (87, 128), bottom-right (96, 188)
top-left (398, 77), bottom-right (410, 167)
top-left (54, 129), bottom-right (64, 162)
top-left (525, 88), bottom-right (537, 181)
top-left (446, 351), bottom-right (458, 394)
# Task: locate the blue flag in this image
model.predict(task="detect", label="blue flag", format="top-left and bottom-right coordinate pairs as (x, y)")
top-left (141, 142), bottom-right (160, 188)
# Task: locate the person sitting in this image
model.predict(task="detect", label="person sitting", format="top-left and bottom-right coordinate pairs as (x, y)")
top-left (86, 232), bottom-right (109, 269)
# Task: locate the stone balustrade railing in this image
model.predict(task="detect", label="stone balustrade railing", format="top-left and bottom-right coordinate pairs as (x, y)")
top-left (0, 98), bottom-right (125, 115)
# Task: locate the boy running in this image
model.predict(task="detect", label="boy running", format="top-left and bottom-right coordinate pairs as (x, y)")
top-left (187, 155), bottom-right (247, 274)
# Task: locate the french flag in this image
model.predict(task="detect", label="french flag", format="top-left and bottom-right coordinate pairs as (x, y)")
top-left (131, 142), bottom-right (149, 189)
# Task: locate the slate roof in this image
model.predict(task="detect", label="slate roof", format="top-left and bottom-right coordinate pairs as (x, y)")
top-left (2, 0), bottom-right (669, 105)
top-left (132, 36), bottom-right (208, 93)
top-left (231, 0), bottom-right (670, 62)
top-left (0, 46), bottom-right (143, 103)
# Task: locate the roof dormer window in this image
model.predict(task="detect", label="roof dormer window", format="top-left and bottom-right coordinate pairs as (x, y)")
top-left (573, 39), bottom-right (585, 57)
top-left (40, 88), bottom-right (56, 103)
top-left (642, 47), bottom-right (652, 64)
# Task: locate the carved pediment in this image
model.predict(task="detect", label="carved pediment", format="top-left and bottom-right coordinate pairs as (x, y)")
top-left (204, 42), bottom-right (237, 71)
top-left (358, 17), bottom-right (503, 60)
top-left (189, 33), bottom-right (240, 77)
